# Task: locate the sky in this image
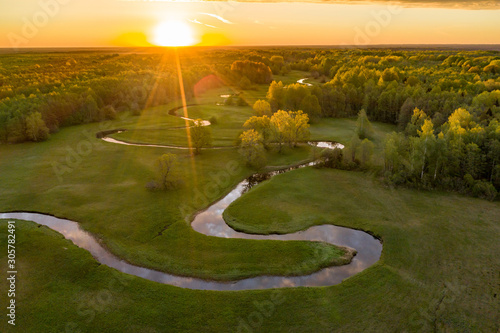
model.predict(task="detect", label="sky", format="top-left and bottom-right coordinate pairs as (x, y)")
top-left (1, 0), bottom-right (499, 48)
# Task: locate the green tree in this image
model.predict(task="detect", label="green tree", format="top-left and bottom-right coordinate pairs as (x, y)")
top-left (239, 129), bottom-right (266, 168)
top-left (345, 134), bottom-right (361, 163)
top-left (101, 105), bottom-right (117, 120)
top-left (406, 76), bottom-right (420, 87)
top-left (191, 119), bottom-right (212, 154)
top-left (266, 81), bottom-right (285, 111)
top-left (416, 119), bottom-right (436, 179)
top-left (25, 112), bottom-right (49, 142)
top-left (81, 94), bottom-right (99, 123)
top-left (356, 109), bottom-right (374, 140)
top-left (405, 108), bottom-right (428, 137)
top-left (381, 67), bottom-right (400, 82)
top-left (238, 76), bottom-right (252, 90)
top-left (431, 132), bottom-right (448, 181)
top-left (155, 153), bottom-right (182, 190)
top-left (398, 98), bottom-right (416, 131)
top-left (270, 55), bottom-right (284, 74)
top-left (253, 100), bottom-right (271, 116)
top-left (384, 132), bottom-right (405, 173)
top-left (465, 143), bottom-right (482, 179)
top-left (284, 83), bottom-right (309, 111)
top-left (288, 110), bottom-right (310, 147)
top-left (270, 55), bottom-right (284, 67)
top-left (360, 138), bottom-right (375, 165)
top-left (322, 84), bottom-right (345, 117)
top-left (244, 115), bottom-right (272, 148)
top-left (270, 110), bottom-right (289, 152)
top-left (487, 139), bottom-right (500, 184)
top-left (300, 94), bottom-right (321, 120)
top-left (320, 148), bottom-right (343, 168)
top-left (270, 110), bottom-right (310, 150)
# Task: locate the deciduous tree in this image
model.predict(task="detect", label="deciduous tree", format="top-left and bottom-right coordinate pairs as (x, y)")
top-left (191, 119), bottom-right (212, 154)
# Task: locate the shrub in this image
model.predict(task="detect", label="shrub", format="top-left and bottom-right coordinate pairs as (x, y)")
top-left (320, 148), bottom-right (343, 169)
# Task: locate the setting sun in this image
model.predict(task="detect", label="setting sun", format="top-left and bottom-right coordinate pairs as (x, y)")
top-left (153, 20), bottom-right (196, 47)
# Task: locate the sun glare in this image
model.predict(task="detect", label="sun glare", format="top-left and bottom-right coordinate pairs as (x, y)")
top-left (153, 20), bottom-right (195, 47)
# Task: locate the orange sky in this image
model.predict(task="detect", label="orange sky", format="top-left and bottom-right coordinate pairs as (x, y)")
top-left (1, 0), bottom-right (500, 48)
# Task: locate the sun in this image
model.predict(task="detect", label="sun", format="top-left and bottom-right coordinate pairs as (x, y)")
top-left (153, 20), bottom-right (196, 47)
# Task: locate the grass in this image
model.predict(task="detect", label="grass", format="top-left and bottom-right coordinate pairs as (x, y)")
top-left (1, 74), bottom-right (497, 332)
top-left (0, 119), bottom-right (345, 281)
top-left (0, 79), bottom-right (356, 282)
top-left (309, 118), bottom-right (396, 166)
top-left (224, 167), bottom-right (500, 331)
top-left (112, 103), bottom-right (254, 147)
top-left (1, 168), bottom-right (498, 332)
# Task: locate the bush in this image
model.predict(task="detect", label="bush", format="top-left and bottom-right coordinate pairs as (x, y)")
top-left (130, 102), bottom-right (142, 116)
top-left (153, 154), bottom-right (183, 190)
top-left (101, 105), bottom-right (117, 120)
top-left (237, 96), bottom-right (248, 106)
top-left (145, 180), bottom-right (161, 191)
top-left (238, 76), bottom-right (252, 90)
top-left (472, 181), bottom-right (498, 201)
top-left (224, 96), bottom-right (234, 106)
top-left (25, 112), bottom-right (50, 142)
top-left (319, 148), bottom-right (343, 169)
top-left (209, 116), bottom-right (218, 125)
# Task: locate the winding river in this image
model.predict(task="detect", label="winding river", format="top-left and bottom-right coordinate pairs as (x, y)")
top-left (297, 78), bottom-right (313, 86)
top-left (0, 106), bottom-right (382, 291)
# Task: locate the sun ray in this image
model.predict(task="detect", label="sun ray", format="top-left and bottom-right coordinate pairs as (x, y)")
top-left (174, 48), bottom-right (199, 187)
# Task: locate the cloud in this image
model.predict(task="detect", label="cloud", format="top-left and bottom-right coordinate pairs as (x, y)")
top-left (189, 18), bottom-right (219, 29)
top-left (189, 19), bottom-right (203, 25)
top-left (121, 0), bottom-right (499, 9)
top-left (201, 0), bottom-right (500, 10)
top-left (198, 12), bottom-right (234, 24)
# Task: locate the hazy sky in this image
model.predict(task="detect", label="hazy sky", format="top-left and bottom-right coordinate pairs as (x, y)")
top-left (1, 0), bottom-right (499, 48)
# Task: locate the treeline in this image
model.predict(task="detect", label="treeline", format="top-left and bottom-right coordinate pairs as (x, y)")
top-left (0, 49), bottom-right (278, 143)
top-left (383, 108), bottom-right (499, 200)
top-left (240, 48), bottom-right (500, 129)
top-left (248, 80), bottom-right (322, 121)
top-left (0, 51), bottom-right (214, 143)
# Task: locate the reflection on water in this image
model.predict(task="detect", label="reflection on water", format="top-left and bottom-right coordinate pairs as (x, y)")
top-left (297, 78), bottom-right (313, 86)
top-left (0, 142), bottom-right (381, 290)
top-left (101, 136), bottom-right (192, 149)
top-left (309, 141), bottom-right (345, 149)
top-left (190, 171), bottom-right (382, 290)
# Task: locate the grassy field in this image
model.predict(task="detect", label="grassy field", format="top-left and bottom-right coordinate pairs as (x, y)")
top-left (0, 77), bottom-right (368, 281)
top-left (112, 103), bottom-right (254, 147)
top-left (0, 118), bottom-right (346, 281)
top-left (1, 72), bottom-right (497, 332)
top-left (1, 168), bottom-right (498, 332)
top-left (109, 70), bottom-right (326, 149)
top-left (224, 167), bottom-right (500, 331)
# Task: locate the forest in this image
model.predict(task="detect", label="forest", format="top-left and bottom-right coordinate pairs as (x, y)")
top-left (0, 47), bottom-right (499, 198)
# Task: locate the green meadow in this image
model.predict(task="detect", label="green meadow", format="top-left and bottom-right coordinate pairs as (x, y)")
top-left (0, 70), bottom-right (498, 333)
